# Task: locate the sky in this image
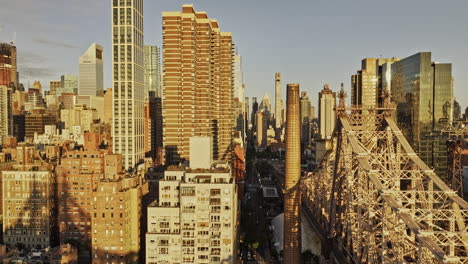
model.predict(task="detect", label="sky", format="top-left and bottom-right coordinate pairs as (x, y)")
top-left (1, 0), bottom-right (468, 107)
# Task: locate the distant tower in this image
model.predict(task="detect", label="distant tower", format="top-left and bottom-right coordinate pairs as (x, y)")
top-left (300, 91), bottom-right (311, 146)
top-left (59, 75), bottom-right (78, 95)
top-left (79, 43), bottom-right (104, 96)
top-left (32, 81), bottom-right (42, 94)
top-left (284, 83), bottom-right (301, 263)
top-left (318, 84), bottom-right (336, 139)
top-left (275, 73), bottom-right (282, 128)
top-left (0, 43), bottom-right (13, 87)
top-left (144, 45), bottom-right (161, 99)
top-left (112, 0), bottom-right (145, 169)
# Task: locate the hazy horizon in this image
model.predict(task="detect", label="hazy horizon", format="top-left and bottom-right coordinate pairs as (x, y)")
top-left (1, 0), bottom-right (467, 107)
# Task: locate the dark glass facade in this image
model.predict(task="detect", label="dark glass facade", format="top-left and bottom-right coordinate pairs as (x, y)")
top-left (391, 52), bottom-right (453, 182)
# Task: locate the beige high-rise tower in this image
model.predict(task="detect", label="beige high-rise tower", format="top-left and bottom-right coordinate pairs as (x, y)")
top-left (112, 0), bottom-right (145, 169)
top-left (162, 5), bottom-right (235, 164)
top-left (79, 43), bottom-right (104, 96)
top-left (318, 84), bottom-right (336, 139)
top-left (284, 83), bottom-right (301, 263)
top-left (275, 73), bottom-right (283, 129)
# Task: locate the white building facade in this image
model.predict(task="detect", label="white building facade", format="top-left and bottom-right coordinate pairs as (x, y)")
top-left (146, 145), bottom-right (238, 264)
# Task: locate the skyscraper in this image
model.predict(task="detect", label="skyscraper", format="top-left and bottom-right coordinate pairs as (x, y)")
top-left (275, 73), bottom-right (282, 128)
top-left (260, 92), bottom-right (271, 113)
top-left (391, 52), bottom-right (453, 180)
top-left (162, 5), bottom-right (235, 163)
top-left (0, 85), bottom-right (12, 138)
top-left (251, 97), bottom-right (258, 131)
top-left (59, 75), bottom-right (78, 96)
top-left (233, 55), bottom-right (246, 144)
top-left (0, 43), bottom-right (13, 87)
top-left (234, 55), bottom-right (245, 103)
top-left (300, 91), bottom-right (311, 146)
top-left (32, 80), bottom-right (42, 94)
top-left (318, 84), bottom-right (336, 139)
top-left (0, 43), bottom-right (17, 88)
top-left (143, 45), bottom-right (161, 99)
top-left (351, 58), bottom-right (400, 109)
top-left (112, 0), bottom-right (145, 169)
top-left (49, 80), bottom-right (61, 96)
top-left (79, 43), bottom-right (104, 96)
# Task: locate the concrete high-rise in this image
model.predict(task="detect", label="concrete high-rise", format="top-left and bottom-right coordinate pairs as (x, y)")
top-left (146, 137), bottom-right (238, 263)
top-left (284, 84), bottom-right (301, 263)
top-left (57, 150), bottom-right (107, 250)
top-left (0, 85), bottom-right (12, 139)
top-left (234, 55), bottom-right (245, 103)
top-left (300, 91), bottom-right (311, 146)
top-left (275, 73), bottom-right (283, 128)
top-left (0, 43), bottom-right (13, 87)
top-left (233, 55), bottom-right (246, 144)
top-left (351, 58), bottom-right (399, 109)
top-left (79, 43), bottom-right (104, 96)
top-left (256, 112), bottom-right (267, 148)
top-left (0, 43), bottom-right (17, 88)
top-left (391, 52), bottom-right (453, 180)
top-left (112, 0), bottom-right (145, 169)
top-left (318, 84), bottom-right (336, 139)
top-left (162, 5), bottom-right (235, 163)
top-left (251, 97), bottom-right (258, 131)
top-left (91, 154), bottom-right (148, 264)
top-left (49, 80), bottom-right (61, 95)
top-left (59, 75), bottom-right (78, 96)
top-left (144, 45), bottom-right (161, 99)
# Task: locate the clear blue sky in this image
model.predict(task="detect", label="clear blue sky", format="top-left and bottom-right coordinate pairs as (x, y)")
top-left (1, 0), bottom-right (467, 108)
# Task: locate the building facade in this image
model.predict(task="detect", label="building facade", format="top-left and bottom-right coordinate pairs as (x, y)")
top-left (274, 73), bottom-right (283, 129)
top-left (0, 85), bottom-right (13, 139)
top-left (2, 168), bottom-right (58, 249)
top-left (351, 58), bottom-right (400, 110)
top-left (300, 91), bottom-right (311, 146)
top-left (162, 5), bottom-right (235, 163)
top-left (0, 43), bottom-right (14, 87)
top-left (144, 45), bottom-right (162, 99)
top-left (318, 84), bottom-right (336, 140)
top-left (79, 43), bottom-right (104, 96)
top-left (146, 139), bottom-right (238, 264)
top-left (56, 150), bottom-right (111, 247)
top-left (111, 0), bottom-right (145, 169)
top-left (391, 52), bottom-right (453, 181)
top-left (91, 171), bottom-right (148, 264)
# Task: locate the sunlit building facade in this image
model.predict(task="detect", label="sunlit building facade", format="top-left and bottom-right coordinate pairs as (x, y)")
top-left (162, 5), bottom-right (235, 163)
top-left (111, 0), bottom-right (145, 169)
top-left (391, 52), bottom-right (453, 181)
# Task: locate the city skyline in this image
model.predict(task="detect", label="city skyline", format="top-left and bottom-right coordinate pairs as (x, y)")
top-left (1, 0), bottom-right (468, 106)
top-left (0, 1), bottom-right (467, 263)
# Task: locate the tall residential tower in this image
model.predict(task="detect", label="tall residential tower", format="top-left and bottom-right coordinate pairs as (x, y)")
top-left (162, 5), bottom-right (235, 163)
top-left (112, 0), bottom-right (145, 169)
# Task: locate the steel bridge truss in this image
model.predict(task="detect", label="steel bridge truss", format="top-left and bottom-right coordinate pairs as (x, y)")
top-left (302, 110), bottom-right (468, 263)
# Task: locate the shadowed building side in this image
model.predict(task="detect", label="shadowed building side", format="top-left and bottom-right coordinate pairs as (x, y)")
top-left (284, 84), bottom-right (301, 263)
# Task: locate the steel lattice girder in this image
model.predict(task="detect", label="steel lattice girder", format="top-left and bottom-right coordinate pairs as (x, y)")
top-left (301, 110), bottom-right (468, 264)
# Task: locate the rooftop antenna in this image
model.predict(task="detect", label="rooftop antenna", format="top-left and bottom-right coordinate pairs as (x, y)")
top-left (11, 31), bottom-right (16, 44)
